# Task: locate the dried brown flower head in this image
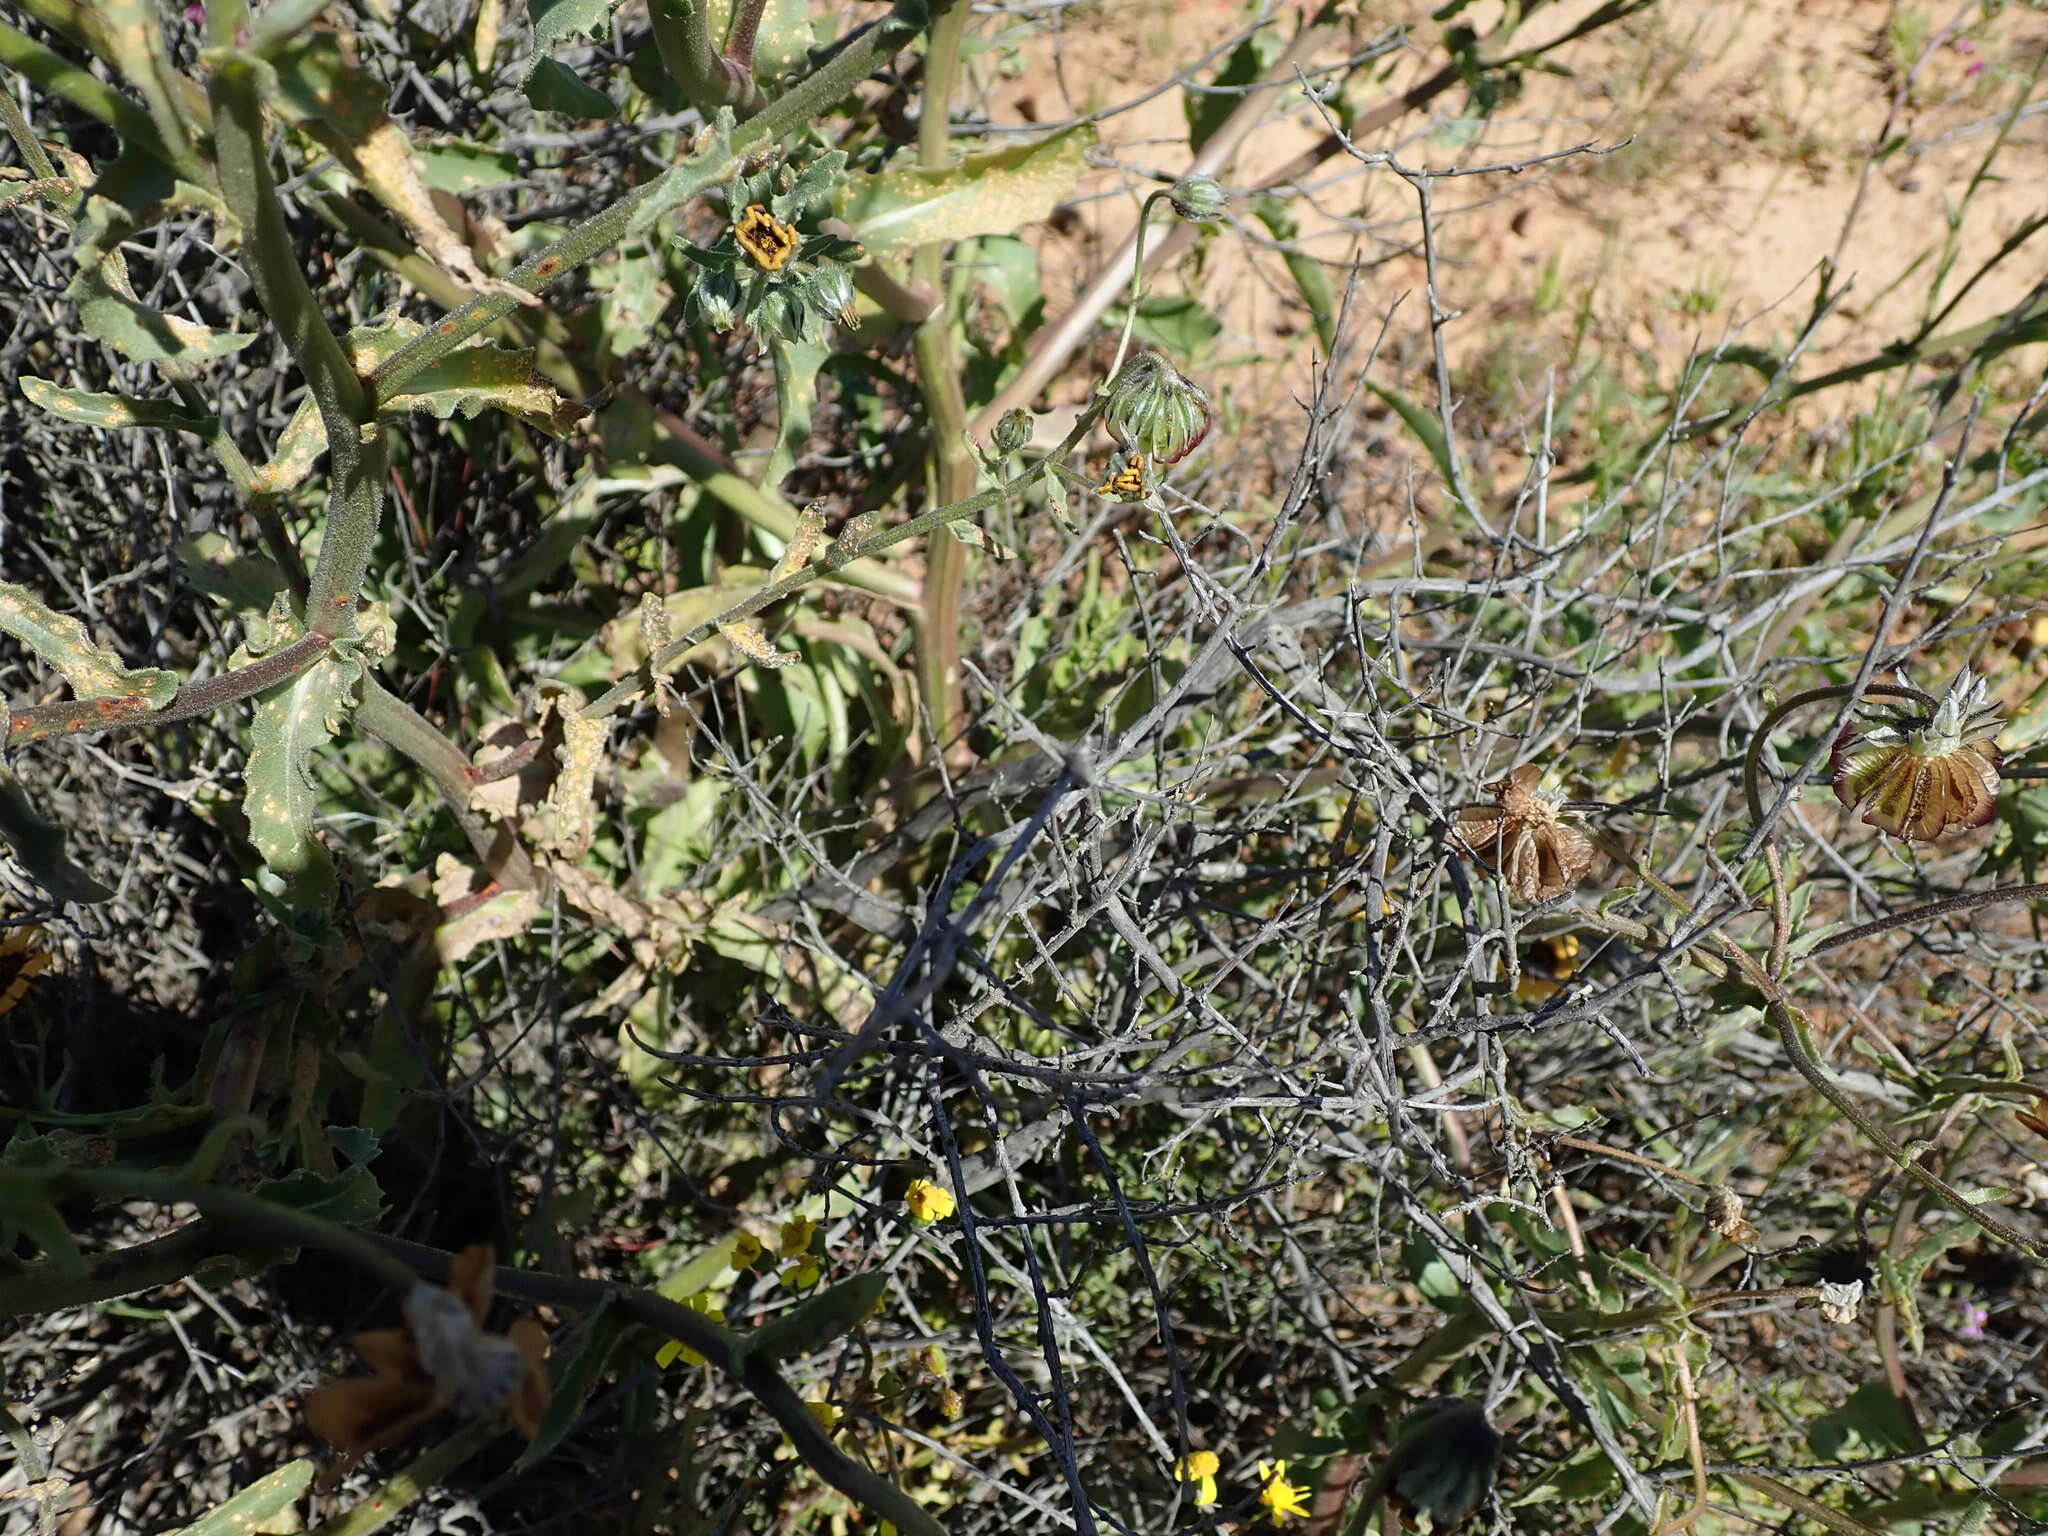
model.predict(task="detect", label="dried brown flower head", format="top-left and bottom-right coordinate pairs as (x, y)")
top-left (1454, 765), bottom-right (1593, 904)
top-left (1703, 1186), bottom-right (1757, 1245)
top-left (304, 1245), bottom-right (548, 1483)
top-left (1830, 670), bottom-right (2003, 842)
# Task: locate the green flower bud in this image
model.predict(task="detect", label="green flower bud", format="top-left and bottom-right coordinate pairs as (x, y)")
top-left (1386, 1399), bottom-right (1503, 1529)
top-left (1167, 174), bottom-right (1228, 222)
top-left (1103, 352), bottom-right (1211, 465)
top-left (689, 268), bottom-right (743, 332)
top-left (992, 409), bottom-right (1032, 456)
top-left (804, 263), bottom-right (858, 329)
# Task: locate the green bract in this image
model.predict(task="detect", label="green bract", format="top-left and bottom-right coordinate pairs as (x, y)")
top-left (1102, 351), bottom-right (1211, 465)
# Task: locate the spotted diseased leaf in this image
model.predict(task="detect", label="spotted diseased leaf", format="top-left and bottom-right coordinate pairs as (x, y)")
top-left (165, 1460), bottom-right (314, 1536)
top-left (347, 319), bottom-right (584, 435)
top-left (269, 29), bottom-right (520, 296)
top-left (944, 519), bottom-right (1015, 560)
top-left (838, 126), bottom-right (1093, 254)
top-left (251, 397), bottom-right (326, 496)
top-left (769, 502), bottom-right (828, 583)
top-left (540, 691), bottom-right (607, 858)
top-left (0, 581), bottom-right (178, 707)
top-left (524, 0), bottom-right (621, 77)
top-left (244, 654), bottom-right (358, 897)
top-left (71, 258), bottom-right (258, 373)
top-left (719, 619), bottom-right (792, 669)
top-left (20, 375), bottom-right (215, 434)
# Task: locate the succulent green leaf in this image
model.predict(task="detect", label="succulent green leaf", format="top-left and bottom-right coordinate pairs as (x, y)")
top-left (20, 375), bottom-right (216, 434)
top-left (0, 774), bottom-right (114, 904)
top-left (838, 125), bottom-right (1093, 254)
top-left (243, 654), bottom-right (357, 896)
top-left (0, 580), bottom-right (179, 707)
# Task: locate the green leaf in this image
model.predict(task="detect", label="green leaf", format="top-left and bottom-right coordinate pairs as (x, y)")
top-left (838, 126), bottom-right (1093, 254)
top-left (255, 1164), bottom-right (385, 1227)
top-left (1369, 381), bottom-right (1458, 490)
top-left (744, 0), bottom-right (816, 76)
top-left (20, 375), bottom-right (216, 434)
top-left (69, 259), bottom-right (258, 372)
top-left (415, 139), bottom-right (523, 194)
top-left (166, 1461), bottom-right (315, 1536)
top-left (1104, 294), bottom-right (1222, 355)
top-left (525, 0), bottom-right (620, 75)
top-left (1186, 31), bottom-right (1281, 152)
top-left (1254, 196), bottom-right (1335, 353)
top-left (0, 774), bottom-right (115, 904)
top-left (525, 56), bottom-right (618, 118)
top-left (243, 654), bottom-right (357, 898)
top-left (517, 1294), bottom-right (632, 1470)
top-left (0, 580), bottom-right (179, 706)
top-left (746, 1270), bottom-right (886, 1362)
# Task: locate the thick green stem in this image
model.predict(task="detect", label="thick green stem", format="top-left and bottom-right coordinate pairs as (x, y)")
top-left (908, 0), bottom-right (975, 753)
top-left (210, 52), bottom-right (382, 641)
top-left (648, 0), bottom-right (744, 107)
top-left (369, 0), bottom-right (950, 403)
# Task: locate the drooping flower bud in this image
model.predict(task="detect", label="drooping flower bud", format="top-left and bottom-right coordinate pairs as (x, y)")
top-left (1386, 1399), bottom-right (1504, 1529)
top-left (1103, 352), bottom-right (1211, 465)
top-left (992, 408), bottom-right (1032, 456)
top-left (1167, 174), bottom-right (1228, 222)
top-left (688, 268), bottom-right (743, 332)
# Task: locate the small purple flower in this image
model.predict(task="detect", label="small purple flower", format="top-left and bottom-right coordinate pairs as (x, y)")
top-left (184, 2), bottom-right (203, 19)
top-left (1957, 1302), bottom-right (1989, 1341)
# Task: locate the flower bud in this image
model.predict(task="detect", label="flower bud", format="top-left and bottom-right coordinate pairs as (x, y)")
top-left (1167, 174), bottom-right (1227, 222)
top-left (1387, 1399), bottom-right (1503, 1529)
top-left (803, 262), bottom-right (858, 328)
top-left (1103, 352), bottom-right (1211, 465)
top-left (992, 408), bottom-right (1032, 456)
top-left (689, 268), bottom-right (743, 332)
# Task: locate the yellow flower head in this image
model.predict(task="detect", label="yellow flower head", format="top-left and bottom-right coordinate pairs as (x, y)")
top-left (784, 1257), bottom-right (822, 1289)
top-left (730, 1232), bottom-right (764, 1270)
top-left (779, 1215), bottom-right (819, 1256)
top-left (806, 1399), bottom-right (842, 1435)
top-left (1094, 451), bottom-right (1151, 503)
top-left (736, 204), bottom-right (798, 272)
top-left (1510, 932), bottom-right (1581, 1003)
top-left (1257, 1460), bottom-right (1310, 1524)
top-left (905, 1177), bottom-right (957, 1224)
top-left (1176, 1449), bottom-right (1220, 1508)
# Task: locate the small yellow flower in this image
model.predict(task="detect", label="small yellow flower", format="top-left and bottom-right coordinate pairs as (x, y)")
top-left (1510, 932), bottom-right (1580, 1003)
top-left (0, 925), bottom-right (51, 1016)
top-left (1176, 1449), bottom-right (1220, 1508)
top-left (779, 1215), bottom-right (818, 1256)
top-left (736, 203), bottom-right (797, 271)
top-left (655, 1291), bottom-right (724, 1368)
top-left (1257, 1460), bottom-right (1310, 1524)
top-left (784, 1257), bottom-right (822, 1289)
top-left (905, 1178), bottom-right (957, 1224)
top-left (806, 1399), bottom-right (841, 1435)
top-left (730, 1232), bottom-right (764, 1270)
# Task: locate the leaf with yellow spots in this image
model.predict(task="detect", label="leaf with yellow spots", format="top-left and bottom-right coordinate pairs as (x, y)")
top-left (20, 376), bottom-right (215, 434)
top-left (346, 319), bottom-right (583, 435)
top-left (71, 257), bottom-right (259, 374)
top-left (838, 125), bottom-right (1093, 254)
top-left (163, 1458), bottom-right (314, 1535)
top-left (244, 653), bottom-right (359, 903)
top-left (768, 503), bottom-right (828, 583)
top-left (0, 581), bottom-right (178, 709)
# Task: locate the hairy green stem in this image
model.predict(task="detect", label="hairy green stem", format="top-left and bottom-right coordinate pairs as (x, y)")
top-left (370, 0), bottom-right (950, 404)
top-left (5, 631), bottom-right (331, 746)
top-left (908, 0), bottom-right (974, 753)
top-left (211, 52), bottom-right (382, 641)
top-left (1807, 882), bottom-right (2048, 957)
top-left (648, 0), bottom-right (743, 107)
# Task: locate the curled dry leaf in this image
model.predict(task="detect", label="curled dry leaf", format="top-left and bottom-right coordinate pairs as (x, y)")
top-left (1453, 764), bottom-right (1593, 904)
